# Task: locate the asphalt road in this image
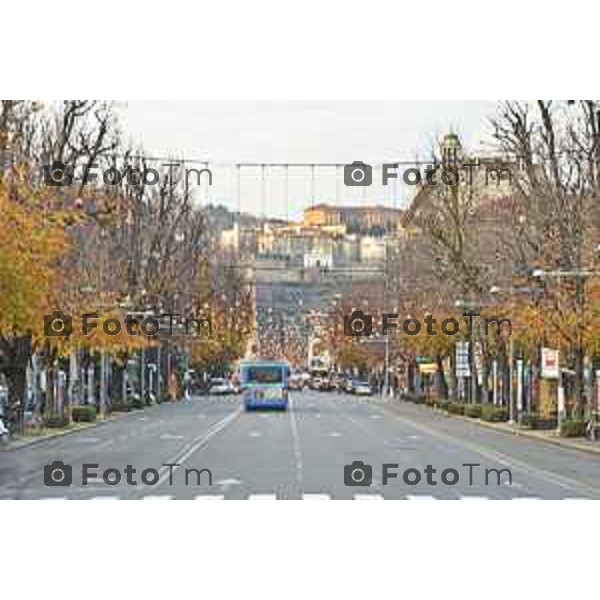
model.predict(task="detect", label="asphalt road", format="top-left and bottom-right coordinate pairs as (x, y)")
top-left (1, 390), bottom-right (600, 499)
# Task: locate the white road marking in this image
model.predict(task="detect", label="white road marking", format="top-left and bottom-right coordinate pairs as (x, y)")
top-left (143, 495), bottom-right (174, 500)
top-left (503, 481), bottom-right (523, 488)
top-left (354, 494), bottom-right (384, 500)
top-left (248, 494), bottom-right (277, 500)
top-left (289, 394), bottom-right (303, 488)
top-left (248, 431), bottom-right (262, 437)
top-left (214, 478), bottom-right (243, 487)
top-left (194, 494), bottom-right (225, 500)
top-left (149, 408), bottom-right (242, 491)
top-left (406, 495), bottom-right (438, 501)
top-left (30, 493), bottom-right (581, 501)
top-left (329, 431), bottom-right (343, 437)
top-left (369, 415), bottom-right (383, 420)
top-left (159, 433), bottom-right (184, 440)
top-left (89, 496), bottom-right (120, 500)
top-left (459, 496), bottom-right (490, 500)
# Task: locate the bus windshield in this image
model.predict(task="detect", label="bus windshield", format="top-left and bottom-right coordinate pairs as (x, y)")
top-left (240, 363), bottom-right (289, 385)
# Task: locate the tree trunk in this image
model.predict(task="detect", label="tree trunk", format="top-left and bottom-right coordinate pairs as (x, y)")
top-left (1, 334), bottom-right (32, 434)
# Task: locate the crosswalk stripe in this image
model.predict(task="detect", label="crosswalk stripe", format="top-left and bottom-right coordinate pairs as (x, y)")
top-left (248, 494), bottom-right (277, 500)
top-left (31, 493), bottom-right (586, 501)
top-left (354, 494), bottom-right (384, 500)
top-left (89, 496), bottom-right (120, 500)
top-left (405, 495), bottom-right (437, 501)
top-left (143, 495), bottom-right (174, 500)
top-left (194, 494), bottom-right (225, 500)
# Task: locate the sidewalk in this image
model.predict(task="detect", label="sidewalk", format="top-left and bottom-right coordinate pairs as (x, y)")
top-left (0, 407), bottom-right (152, 452)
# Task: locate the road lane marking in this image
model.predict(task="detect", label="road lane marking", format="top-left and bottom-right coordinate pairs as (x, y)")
top-left (194, 494), bottom-right (225, 500)
top-left (89, 496), bottom-right (120, 500)
top-left (354, 494), bottom-right (384, 500)
top-left (248, 494), bottom-right (277, 500)
top-left (248, 431), bottom-right (262, 437)
top-left (329, 431), bottom-right (343, 437)
top-left (406, 495), bottom-right (437, 500)
top-left (142, 407), bottom-right (243, 494)
top-left (459, 496), bottom-right (490, 500)
top-left (289, 394), bottom-right (303, 488)
top-left (510, 497), bottom-right (540, 501)
top-left (375, 404), bottom-right (600, 497)
top-left (143, 495), bottom-right (174, 500)
top-left (159, 433), bottom-right (184, 440)
top-left (30, 493), bottom-right (593, 500)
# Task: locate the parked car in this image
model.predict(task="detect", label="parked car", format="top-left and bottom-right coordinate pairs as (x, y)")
top-left (309, 376), bottom-right (323, 390)
top-left (288, 374), bottom-right (305, 390)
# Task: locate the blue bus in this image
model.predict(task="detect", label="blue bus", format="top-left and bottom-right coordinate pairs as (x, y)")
top-left (239, 360), bottom-right (291, 410)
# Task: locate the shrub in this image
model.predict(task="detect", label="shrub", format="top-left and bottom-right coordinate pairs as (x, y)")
top-left (481, 405), bottom-right (509, 422)
top-left (425, 396), bottom-right (436, 407)
top-left (130, 396), bottom-right (144, 410)
top-left (109, 401), bottom-right (132, 413)
top-left (448, 402), bottom-right (464, 415)
top-left (560, 419), bottom-right (586, 438)
top-left (519, 412), bottom-right (559, 429)
top-left (71, 406), bottom-right (97, 422)
top-left (44, 415), bottom-right (70, 428)
top-left (436, 399), bottom-right (449, 412)
top-left (519, 412), bottom-right (537, 428)
top-left (464, 404), bottom-right (483, 419)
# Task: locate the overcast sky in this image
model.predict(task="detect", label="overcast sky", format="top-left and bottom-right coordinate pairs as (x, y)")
top-left (119, 101), bottom-right (499, 219)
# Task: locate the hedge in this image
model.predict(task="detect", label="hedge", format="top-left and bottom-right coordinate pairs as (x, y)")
top-left (464, 404), bottom-right (483, 419)
top-left (448, 402), bottom-right (465, 415)
top-left (559, 419), bottom-right (586, 438)
top-left (72, 405), bottom-right (97, 422)
top-left (44, 415), bottom-right (70, 428)
top-left (480, 405), bottom-right (509, 422)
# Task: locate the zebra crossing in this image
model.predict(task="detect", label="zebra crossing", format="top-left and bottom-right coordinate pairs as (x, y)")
top-left (32, 492), bottom-right (592, 500)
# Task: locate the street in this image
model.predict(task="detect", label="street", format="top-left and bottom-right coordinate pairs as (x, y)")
top-left (2, 390), bottom-right (600, 500)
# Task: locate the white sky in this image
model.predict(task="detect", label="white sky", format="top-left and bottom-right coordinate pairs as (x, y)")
top-left (119, 101), bottom-right (499, 219)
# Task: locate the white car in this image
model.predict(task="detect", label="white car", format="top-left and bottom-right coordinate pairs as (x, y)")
top-left (208, 378), bottom-right (232, 395)
top-left (352, 381), bottom-right (373, 396)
